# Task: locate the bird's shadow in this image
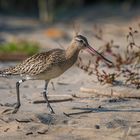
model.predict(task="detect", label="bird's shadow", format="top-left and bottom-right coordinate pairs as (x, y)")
top-left (35, 107), bottom-right (140, 125)
top-left (36, 113), bottom-right (69, 125)
top-left (64, 107), bottom-right (140, 116)
top-left (36, 113), bottom-right (56, 125)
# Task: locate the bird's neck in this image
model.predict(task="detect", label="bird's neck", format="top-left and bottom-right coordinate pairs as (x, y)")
top-left (65, 44), bottom-right (80, 60)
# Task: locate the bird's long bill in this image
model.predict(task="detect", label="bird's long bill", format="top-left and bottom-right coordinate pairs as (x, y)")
top-left (87, 45), bottom-right (113, 65)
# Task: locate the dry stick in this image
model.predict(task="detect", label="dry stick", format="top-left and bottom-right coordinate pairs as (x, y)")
top-left (33, 98), bottom-right (73, 104)
top-left (0, 118), bottom-right (8, 123)
top-left (4, 128), bottom-right (10, 132)
top-left (1, 108), bottom-right (13, 114)
top-left (37, 129), bottom-right (48, 134)
top-left (26, 132), bottom-right (33, 136)
top-left (15, 119), bottom-right (33, 123)
top-left (80, 87), bottom-right (140, 99)
top-left (63, 110), bottom-right (93, 117)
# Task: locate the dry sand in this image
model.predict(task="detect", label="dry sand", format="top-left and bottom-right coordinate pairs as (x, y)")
top-left (0, 66), bottom-right (140, 140)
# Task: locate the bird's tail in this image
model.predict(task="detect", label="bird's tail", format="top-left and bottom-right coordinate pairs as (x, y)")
top-left (0, 67), bottom-right (13, 77)
top-left (0, 70), bottom-right (8, 77)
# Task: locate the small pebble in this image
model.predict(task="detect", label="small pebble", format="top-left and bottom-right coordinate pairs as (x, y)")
top-left (95, 124), bottom-right (100, 129)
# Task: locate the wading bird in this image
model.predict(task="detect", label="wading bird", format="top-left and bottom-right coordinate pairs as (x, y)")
top-left (0, 35), bottom-right (112, 114)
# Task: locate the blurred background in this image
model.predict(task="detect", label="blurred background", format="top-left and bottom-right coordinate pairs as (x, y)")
top-left (0, 0), bottom-right (140, 61)
top-left (0, 0), bottom-right (140, 21)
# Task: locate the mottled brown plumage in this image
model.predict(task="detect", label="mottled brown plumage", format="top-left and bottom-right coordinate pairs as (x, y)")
top-left (0, 35), bottom-right (112, 114)
top-left (1, 47), bottom-right (79, 80)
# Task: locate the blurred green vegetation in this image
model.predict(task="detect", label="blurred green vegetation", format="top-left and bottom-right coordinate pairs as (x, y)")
top-left (0, 41), bottom-right (40, 56)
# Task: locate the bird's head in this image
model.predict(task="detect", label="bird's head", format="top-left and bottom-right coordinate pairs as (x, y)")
top-left (73, 35), bottom-right (113, 65)
top-left (73, 35), bottom-right (89, 50)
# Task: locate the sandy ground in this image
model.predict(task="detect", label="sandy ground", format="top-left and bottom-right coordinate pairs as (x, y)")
top-left (0, 5), bottom-right (140, 140)
top-left (0, 64), bottom-right (140, 140)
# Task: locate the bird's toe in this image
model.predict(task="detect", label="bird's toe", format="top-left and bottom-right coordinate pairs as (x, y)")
top-left (3, 103), bottom-right (17, 107)
top-left (1, 108), bottom-right (14, 114)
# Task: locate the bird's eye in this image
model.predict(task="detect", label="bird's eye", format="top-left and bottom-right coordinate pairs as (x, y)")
top-left (79, 39), bottom-right (84, 43)
top-left (79, 40), bottom-right (86, 46)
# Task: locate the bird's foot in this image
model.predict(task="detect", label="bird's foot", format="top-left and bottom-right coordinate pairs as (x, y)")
top-left (50, 110), bottom-right (55, 114)
top-left (12, 105), bottom-right (20, 114)
top-left (48, 106), bottom-right (55, 114)
top-left (1, 103), bottom-right (20, 114)
top-left (3, 103), bottom-right (17, 107)
top-left (49, 107), bottom-right (55, 114)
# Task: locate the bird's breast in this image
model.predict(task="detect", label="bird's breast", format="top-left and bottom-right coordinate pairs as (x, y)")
top-left (26, 50), bottom-right (78, 80)
top-left (32, 65), bottom-right (69, 80)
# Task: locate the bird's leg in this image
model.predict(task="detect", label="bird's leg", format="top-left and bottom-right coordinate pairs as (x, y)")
top-left (43, 80), bottom-right (55, 114)
top-left (2, 79), bottom-right (26, 114)
top-left (12, 79), bottom-right (26, 113)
